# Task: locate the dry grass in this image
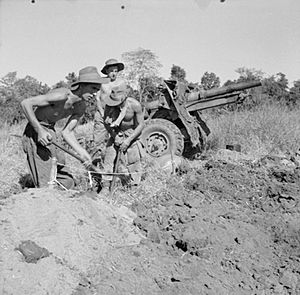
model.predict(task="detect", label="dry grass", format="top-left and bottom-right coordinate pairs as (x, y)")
top-left (205, 103), bottom-right (300, 158)
top-left (0, 122), bottom-right (94, 196)
top-left (0, 122), bottom-right (27, 196)
top-left (1, 102), bottom-right (299, 198)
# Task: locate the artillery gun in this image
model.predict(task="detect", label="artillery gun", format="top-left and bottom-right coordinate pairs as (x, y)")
top-left (141, 80), bottom-right (262, 159)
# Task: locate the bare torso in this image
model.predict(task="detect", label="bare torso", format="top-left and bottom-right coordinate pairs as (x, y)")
top-left (119, 98), bottom-right (139, 131)
top-left (34, 88), bottom-right (85, 124)
top-left (104, 97), bottom-right (142, 132)
top-left (99, 79), bottom-right (122, 109)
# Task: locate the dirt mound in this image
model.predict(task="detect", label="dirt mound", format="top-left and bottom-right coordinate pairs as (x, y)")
top-left (1, 151), bottom-right (300, 294)
top-left (0, 189), bottom-right (141, 295)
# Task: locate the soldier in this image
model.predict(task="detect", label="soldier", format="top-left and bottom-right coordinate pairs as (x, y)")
top-left (21, 66), bottom-right (107, 189)
top-left (93, 58), bottom-right (125, 157)
top-left (100, 80), bottom-right (145, 195)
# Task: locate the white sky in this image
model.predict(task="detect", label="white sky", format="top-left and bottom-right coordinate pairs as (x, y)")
top-left (0, 0), bottom-right (299, 87)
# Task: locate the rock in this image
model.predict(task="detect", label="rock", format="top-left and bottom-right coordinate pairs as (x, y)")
top-left (15, 240), bottom-right (50, 263)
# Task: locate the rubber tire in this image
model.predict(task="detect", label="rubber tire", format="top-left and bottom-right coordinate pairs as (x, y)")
top-left (141, 118), bottom-right (184, 158)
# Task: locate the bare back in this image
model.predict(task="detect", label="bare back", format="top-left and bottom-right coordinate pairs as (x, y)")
top-left (34, 88), bottom-right (85, 124)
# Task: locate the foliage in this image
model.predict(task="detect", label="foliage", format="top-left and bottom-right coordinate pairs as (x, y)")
top-left (221, 68), bottom-right (265, 111)
top-left (65, 72), bottom-right (77, 86)
top-left (235, 67), bottom-right (264, 82)
top-left (52, 72), bottom-right (77, 89)
top-left (170, 64), bottom-right (187, 82)
top-left (200, 71), bottom-right (220, 90)
top-left (121, 48), bottom-right (162, 102)
top-left (262, 73), bottom-right (290, 104)
top-left (0, 72), bottom-right (50, 125)
top-left (289, 80), bottom-right (300, 106)
top-left (225, 68), bottom-right (293, 109)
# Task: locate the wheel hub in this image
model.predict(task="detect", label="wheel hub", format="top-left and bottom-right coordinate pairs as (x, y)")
top-left (146, 132), bottom-right (169, 157)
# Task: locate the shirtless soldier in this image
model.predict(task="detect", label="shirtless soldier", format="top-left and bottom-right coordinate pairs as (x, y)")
top-left (93, 58), bottom-right (125, 156)
top-left (100, 80), bottom-right (145, 194)
top-left (21, 66), bottom-right (107, 189)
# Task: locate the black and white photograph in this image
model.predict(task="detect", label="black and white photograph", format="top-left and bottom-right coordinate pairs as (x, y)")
top-left (0, 0), bottom-right (299, 294)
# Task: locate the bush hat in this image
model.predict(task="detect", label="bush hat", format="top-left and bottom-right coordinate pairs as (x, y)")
top-left (101, 59), bottom-right (125, 75)
top-left (71, 66), bottom-right (108, 89)
top-left (105, 80), bottom-right (128, 107)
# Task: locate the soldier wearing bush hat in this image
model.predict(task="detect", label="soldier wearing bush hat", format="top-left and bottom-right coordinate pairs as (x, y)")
top-left (93, 58), bottom-right (126, 159)
top-left (101, 58), bottom-right (124, 75)
top-left (100, 79), bottom-right (145, 196)
top-left (71, 66), bottom-right (108, 89)
top-left (21, 66), bottom-right (107, 189)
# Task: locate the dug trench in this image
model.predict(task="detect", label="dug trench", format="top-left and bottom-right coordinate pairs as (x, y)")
top-left (0, 151), bottom-right (299, 294)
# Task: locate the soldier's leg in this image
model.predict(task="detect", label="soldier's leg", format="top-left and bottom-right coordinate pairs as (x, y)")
top-left (93, 111), bottom-right (108, 157)
top-left (54, 165), bottom-right (75, 189)
top-left (27, 142), bottom-right (53, 188)
top-left (126, 142), bottom-right (143, 186)
top-left (101, 138), bottom-right (117, 191)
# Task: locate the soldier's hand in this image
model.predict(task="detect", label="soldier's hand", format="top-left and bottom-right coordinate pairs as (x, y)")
top-left (120, 138), bottom-right (131, 152)
top-left (38, 129), bottom-right (52, 146)
top-left (110, 121), bottom-right (119, 128)
top-left (81, 153), bottom-right (93, 169)
top-left (83, 159), bottom-right (94, 170)
top-left (114, 133), bottom-right (124, 147)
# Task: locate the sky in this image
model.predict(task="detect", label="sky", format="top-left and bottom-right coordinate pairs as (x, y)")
top-left (0, 0), bottom-right (299, 87)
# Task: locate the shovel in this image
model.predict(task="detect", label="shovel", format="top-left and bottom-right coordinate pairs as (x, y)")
top-left (51, 141), bottom-right (102, 174)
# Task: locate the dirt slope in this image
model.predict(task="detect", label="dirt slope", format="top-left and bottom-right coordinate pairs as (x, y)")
top-left (0, 189), bottom-right (141, 295)
top-left (0, 150), bottom-right (299, 295)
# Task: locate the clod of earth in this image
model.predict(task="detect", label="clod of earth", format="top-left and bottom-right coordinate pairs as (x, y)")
top-left (15, 240), bottom-right (50, 263)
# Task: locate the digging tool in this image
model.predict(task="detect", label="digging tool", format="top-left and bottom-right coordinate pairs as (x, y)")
top-left (11, 134), bottom-right (97, 169)
top-left (51, 141), bottom-right (105, 190)
top-left (51, 141), bottom-right (103, 174)
top-left (110, 146), bottom-right (121, 193)
top-left (51, 141), bottom-right (85, 163)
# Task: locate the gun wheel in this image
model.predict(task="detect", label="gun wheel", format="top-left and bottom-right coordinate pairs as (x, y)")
top-left (141, 119), bottom-right (184, 158)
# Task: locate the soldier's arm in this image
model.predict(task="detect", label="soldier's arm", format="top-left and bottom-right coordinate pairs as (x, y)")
top-left (127, 101), bottom-right (145, 144)
top-left (96, 84), bottom-right (110, 117)
top-left (21, 89), bottom-right (68, 146)
top-left (61, 102), bottom-right (92, 163)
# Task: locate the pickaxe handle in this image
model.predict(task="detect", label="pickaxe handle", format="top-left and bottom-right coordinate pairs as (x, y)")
top-left (110, 147), bottom-right (121, 192)
top-left (51, 141), bottom-right (101, 173)
top-left (52, 141), bottom-right (85, 163)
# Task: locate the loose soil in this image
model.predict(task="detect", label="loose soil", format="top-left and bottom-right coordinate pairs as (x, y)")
top-left (0, 150), bottom-right (299, 295)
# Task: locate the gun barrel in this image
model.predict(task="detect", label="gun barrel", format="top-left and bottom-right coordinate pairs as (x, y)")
top-left (189, 81), bottom-right (262, 101)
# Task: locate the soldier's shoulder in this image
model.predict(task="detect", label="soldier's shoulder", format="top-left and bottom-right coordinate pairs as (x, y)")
top-left (127, 97), bottom-right (142, 109)
top-left (48, 87), bottom-right (70, 97)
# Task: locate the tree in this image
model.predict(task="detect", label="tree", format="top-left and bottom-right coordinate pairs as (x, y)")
top-left (235, 67), bottom-right (264, 82)
top-left (289, 80), bottom-right (300, 106)
top-left (223, 68), bottom-right (265, 110)
top-left (52, 72), bottom-right (77, 89)
top-left (65, 72), bottom-right (77, 86)
top-left (0, 72), bottom-right (50, 125)
top-left (200, 71), bottom-right (220, 90)
top-left (170, 64), bottom-right (186, 82)
top-left (121, 48), bottom-right (162, 102)
top-left (262, 72), bottom-right (289, 103)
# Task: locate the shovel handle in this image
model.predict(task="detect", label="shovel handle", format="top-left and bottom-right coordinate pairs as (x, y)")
top-left (51, 141), bottom-right (100, 171)
top-left (110, 147), bottom-right (121, 192)
top-left (52, 141), bottom-right (85, 163)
